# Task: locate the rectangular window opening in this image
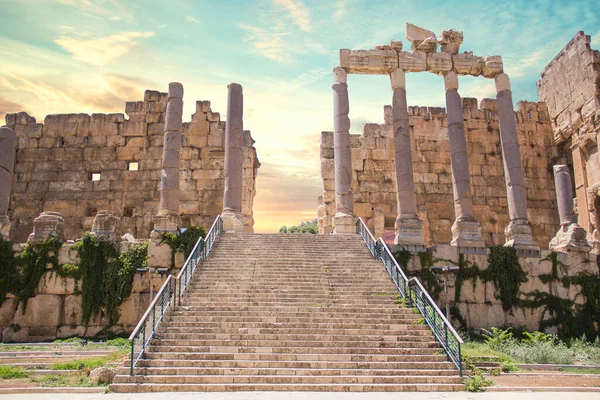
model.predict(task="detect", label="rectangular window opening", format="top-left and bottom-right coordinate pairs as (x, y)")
top-left (124, 207), bottom-right (135, 217)
top-left (90, 173), bottom-right (101, 181)
top-left (87, 208), bottom-right (98, 217)
top-left (128, 162), bottom-right (139, 171)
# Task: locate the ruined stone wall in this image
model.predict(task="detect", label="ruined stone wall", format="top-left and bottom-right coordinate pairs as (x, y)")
top-left (403, 245), bottom-right (596, 332)
top-left (4, 91), bottom-right (260, 243)
top-left (537, 31), bottom-right (600, 251)
top-left (319, 98), bottom-right (558, 248)
top-left (0, 240), bottom-right (164, 342)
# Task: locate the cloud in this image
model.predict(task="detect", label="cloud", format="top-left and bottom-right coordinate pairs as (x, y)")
top-left (59, 0), bottom-right (136, 22)
top-left (186, 16), bottom-right (200, 24)
top-left (0, 96), bottom-right (27, 124)
top-left (54, 31), bottom-right (155, 66)
top-left (506, 48), bottom-right (551, 78)
top-left (238, 24), bottom-right (289, 62)
top-left (273, 0), bottom-right (311, 32)
top-left (333, 0), bottom-right (348, 21)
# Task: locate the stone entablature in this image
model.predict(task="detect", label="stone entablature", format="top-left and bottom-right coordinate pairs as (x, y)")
top-left (319, 98), bottom-right (559, 248)
top-left (537, 31), bottom-right (600, 252)
top-left (4, 90), bottom-right (260, 242)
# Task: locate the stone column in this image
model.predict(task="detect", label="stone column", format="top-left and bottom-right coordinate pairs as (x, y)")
top-left (444, 72), bottom-right (485, 249)
top-left (221, 83), bottom-right (244, 232)
top-left (332, 67), bottom-right (357, 234)
top-left (154, 82), bottom-right (184, 233)
top-left (549, 165), bottom-right (591, 252)
top-left (495, 73), bottom-right (538, 252)
top-left (0, 126), bottom-right (16, 238)
top-left (390, 68), bottom-right (425, 247)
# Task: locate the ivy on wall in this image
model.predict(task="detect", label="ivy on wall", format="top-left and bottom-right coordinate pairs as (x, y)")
top-left (0, 234), bottom-right (63, 310)
top-left (0, 233), bottom-right (148, 327)
top-left (74, 233), bottom-right (146, 325)
top-left (393, 243), bottom-right (600, 341)
top-left (160, 226), bottom-right (207, 268)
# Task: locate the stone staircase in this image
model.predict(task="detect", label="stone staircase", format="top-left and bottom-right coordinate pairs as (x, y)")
top-left (110, 233), bottom-right (464, 392)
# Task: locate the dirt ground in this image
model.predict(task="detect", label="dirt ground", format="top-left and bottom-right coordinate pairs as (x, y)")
top-left (491, 373), bottom-right (600, 388)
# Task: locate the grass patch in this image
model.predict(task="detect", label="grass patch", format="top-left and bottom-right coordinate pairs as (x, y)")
top-left (30, 374), bottom-right (101, 387)
top-left (0, 366), bottom-right (30, 379)
top-left (51, 357), bottom-right (106, 371)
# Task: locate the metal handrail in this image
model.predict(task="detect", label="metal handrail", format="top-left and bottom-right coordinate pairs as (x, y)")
top-left (175, 215), bottom-right (223, 305)
top-left (354, 218), bottom-right (464, 376)
top-left (128, 215), bottom-right (224, 376)
top-left (128, 275), bottom-right (173, 375)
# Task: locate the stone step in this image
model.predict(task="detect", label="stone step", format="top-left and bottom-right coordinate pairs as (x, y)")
top-left (144, 350), bottom-right (441, 360)
top-left (129, 358), bottom-right (454, 370)
top-left (159, 321), bottom-right (425, 331)
top-left (157, 327), bottom-right (432, 336)
top-left (122, 367), bottom-right (458, 377)
top-left (109, 382), bottom-right (464, 392)
top-left (148, 338), bottom-right (440, 349)
top-left (170, 305), bottom-right (409, 313)
top-left (146, 345), bottom-right (440, 356)
top-left (152, 333), bottom-right (434, 343)
top-left (165, 316), bottom-right (422, 325)
top-left (113, 374), bottom-right (463, 385)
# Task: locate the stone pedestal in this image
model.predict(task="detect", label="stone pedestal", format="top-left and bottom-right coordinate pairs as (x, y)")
top-left (0, 214), bottom-right (10, 239)
top-left (28, 212), bottom-right (65, 244)
top-left (495, 74), bottom-right (538, 252)
top-left (390, 68), bottom-right (425, 247)
top-left (90, 210), bottom-right (121, 242)
top-left (333, 213), bottom-right (356, 235)
top-left (152, 210), bottom-right (180, 234)
top-left (451, 219), bottom-right (486, 248)
top-left (504, 219), bottom-right (538, 252)
top-left (332, 67), bottom-right (357, 233)
top-left (394, 216), bottom-right (425, 250)
top-left (550, 224), bottom-right (592, 252)
top-left (222, 210), bottom-right (244, 233)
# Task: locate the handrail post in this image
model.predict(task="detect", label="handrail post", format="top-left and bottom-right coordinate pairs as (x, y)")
top-left (130, 337), bottom-right (135, 376)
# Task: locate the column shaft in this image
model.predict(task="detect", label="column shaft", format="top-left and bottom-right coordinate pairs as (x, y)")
top-left (223, 83), bottom-right (244, 213)
top-left (332, 67), bottom-right (356, 234)
top-left (0, 126), bottom-right (16, 238)
top-left (446, 89), bottom-right (474, 220)
top-left (392, 87), bottom-right (417, 217)
top-left (159, 83), bottom-right (184, 213)
top-left (495, 73), bottom-right (538, 251)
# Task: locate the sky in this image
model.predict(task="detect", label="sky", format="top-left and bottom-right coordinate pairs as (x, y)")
top-left (0, 0), bottom-right (599, 233)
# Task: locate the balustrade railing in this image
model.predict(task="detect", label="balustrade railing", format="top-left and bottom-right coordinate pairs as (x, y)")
top-left (355, 218), bottom-right (463, 376)
top-left (128, 215), bottom-right (223, 375)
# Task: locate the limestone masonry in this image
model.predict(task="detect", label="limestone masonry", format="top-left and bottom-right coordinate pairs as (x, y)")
top-left (4, 90), bottom-right (260, 242)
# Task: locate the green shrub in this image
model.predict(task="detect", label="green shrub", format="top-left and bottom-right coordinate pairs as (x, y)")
top-left (464, 372), bottom-right (493, 392)
top-left (0, 366), bottom-right (30, 379)
top-left (482, 327), bottom-right (515, 348)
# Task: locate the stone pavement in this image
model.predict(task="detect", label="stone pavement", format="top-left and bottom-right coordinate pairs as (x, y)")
top-left (2, 392), bottom-right (600, 400)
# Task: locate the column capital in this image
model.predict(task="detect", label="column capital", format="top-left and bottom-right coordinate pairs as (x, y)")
top-left (495, 73), bottom-right (511, 93)
top-left (168, 82), bottom-right (184, 99)
top-left (333, 67), bottom-right (347, 84)
top-left (444, 71), bottom-right (459, 91)
top-left (390, 68), bottom-right (406, 90)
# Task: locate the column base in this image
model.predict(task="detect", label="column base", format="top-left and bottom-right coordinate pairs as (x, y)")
top-left (549, 223), bottom-right (592, 253)
top-left (394, 215), bottom-right (426, 251)
top-left (504, 219), bottom-right (539, 255)
top-left (152, 210), bottom-right (181, 234)
top-left (28, 211), bottom-right (65, 244)
top-left (0, 214), bottom-right (10, 239)
top-left (221, 210), bottom-right (244, 233)
top-left (451, 219), bottom-right (486, 249)
top-left (333, 213), bottom-right (357, 235)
